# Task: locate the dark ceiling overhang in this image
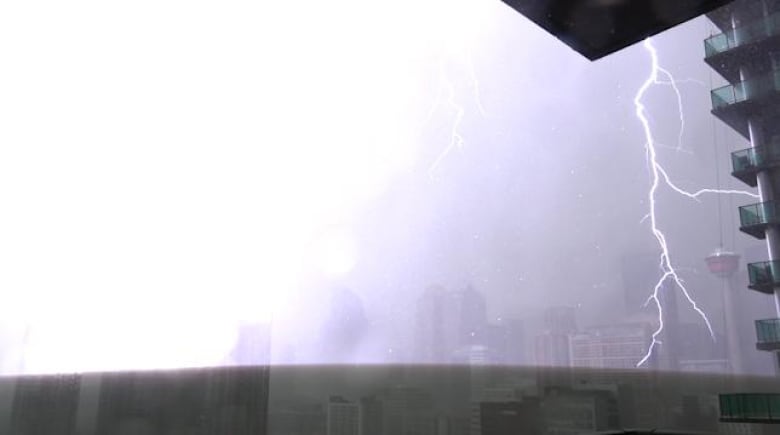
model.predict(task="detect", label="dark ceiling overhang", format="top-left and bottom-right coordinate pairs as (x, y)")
top-left (500, 0), bottom-right (735, 60)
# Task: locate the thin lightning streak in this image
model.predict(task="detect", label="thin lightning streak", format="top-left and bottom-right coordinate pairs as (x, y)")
top-left (428, 70), bottom-right (466, 179)
top-left (657, 67), bottom-right (686, 152)
top-left (657, 164), bottom-right (759, 202)
top-left (427, 52), bottom-right (487, 179)
top-left (633, 38), bottom-right (741, 367)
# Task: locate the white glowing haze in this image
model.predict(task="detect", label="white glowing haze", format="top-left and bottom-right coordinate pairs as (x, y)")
top-left (0, 0), bottom-right (492, 373)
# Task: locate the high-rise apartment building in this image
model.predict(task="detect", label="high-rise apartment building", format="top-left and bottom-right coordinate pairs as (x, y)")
top-left (534, 306), bottom-right (578, 368)
top-left (705, 2), bottom-right (780, 425)
top-left (707, 0), bottom-right (780, 371)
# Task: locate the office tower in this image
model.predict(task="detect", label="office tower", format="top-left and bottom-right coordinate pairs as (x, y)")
top-left (499, 318), bottom-right (525, 365)
top-left (414, 285), bottom-right (488, 364)
top-left (458, 285), bottom-right (488, 347)
top-left (230, 322), bottom-right (272, 366)
top-left (326, 396), bottom-right (360, 435)
top-left (570, 323), bottom-right (657, 370)
top-left (677, 321), bottom-right (729, 374)
top-left (415, 285), bottom-right (461, 363)
top-left (708, 0), bottom-right (780, 372)
top-left (320, 288), bottom-right (369, 362)
top-left (543, 306), bottom-right (577, 334)
top-left (534, 333), bottom-right (571, 368)
top-left (534, 306), bottom-right (577, 368)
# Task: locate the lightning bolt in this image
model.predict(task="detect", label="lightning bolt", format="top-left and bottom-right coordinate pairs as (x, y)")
top-left (633, 38), bottom-right (757, 367)
top-left (427, 67), bottom-right (466, 179)
top-left (427, 53), bottom-right (486, 179)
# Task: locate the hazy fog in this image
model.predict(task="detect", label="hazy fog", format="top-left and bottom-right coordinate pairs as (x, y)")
top-left (0, 0), bottom-right (775, 374)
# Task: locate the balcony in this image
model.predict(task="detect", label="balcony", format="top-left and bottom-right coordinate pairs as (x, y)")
top-left (705, 11), bottom-right (780, 81)
top-left (756, 318), bottom-right (780, 351)
top-left (711, 71), bottom-right (780, 138)
top-left (712, 71), bottom-right (780, 109)
top-left (731, 144), bottom-right (780, 187)
top-left (720, 393), bottom-right (780, 423)
top-left (747, 261), bottom-right (780, 294)
top-left (705, 11), bottom-right (780, 56)
top-left (738, 201), bottom-right (780, 239)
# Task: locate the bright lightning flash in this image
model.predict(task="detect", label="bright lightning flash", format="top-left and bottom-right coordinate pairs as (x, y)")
top-left (423, 0), bottom-right (489, 179)
top-left (633, 39), bottom-right (758, 367)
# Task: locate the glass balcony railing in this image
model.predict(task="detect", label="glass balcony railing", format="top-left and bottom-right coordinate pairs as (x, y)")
top-left (739, 201), bottom-right (780, 227)
top-left (712, 70), bottom-right (780, 109)
top-left (731, 143), bottom-right (780, 174)
top-left (747, 261), bottom-right (780, 288)
top-left (704, 12), bottom-right (780, 57)
top-left (756, 318), bottom-right (780, 346)
top-left (720, 393), bottom-right (780, 422)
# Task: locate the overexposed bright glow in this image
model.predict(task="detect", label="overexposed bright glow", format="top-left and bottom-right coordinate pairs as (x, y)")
top-left (0, 0), bottom-right (495, 373)
top-left (312, 227), bottom-right (359, 278)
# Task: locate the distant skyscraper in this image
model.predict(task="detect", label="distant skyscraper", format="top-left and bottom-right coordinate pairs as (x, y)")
top-left (326, 396), bottom-right (360, 435)
top-left (535, 306), bottom-right (577, 368)
top-left (415, 285), bottom-right (461, 363)
top-left (229, 322), bottom-right (271, 366)
top-left (414, 285), bottom-right (488, 364)
top-left (570, 323), bottom-right (657, 370)
top-left (677, 321), bottom-right (729, 374)
top-left (458, 285), bottom-right (488, 346)
top-left (543, 306), bottom-right (577, 334)
top-left (320, 288), bottom-right (368, 362)
top-left (534, 333), bottom-right (571, 368)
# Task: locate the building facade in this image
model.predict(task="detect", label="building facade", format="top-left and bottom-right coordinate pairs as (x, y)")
top-left (570, 323), bottom-right (657, 370)
top-left (707, 0), bottom-right (780, 371)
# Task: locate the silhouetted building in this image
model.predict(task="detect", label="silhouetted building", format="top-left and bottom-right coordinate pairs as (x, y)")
top-left (535, 333), bottom-right (571, 368)
top-left (492, 318), bottom-right (525, 365)
top-left (414, 285), bottom-right (488, 364)
top-left (230, 322), bottom-right (272, 366)
top-left (535, 306), bottom-right (577, 368)
top-left (326, 396), bottom-right (360, 435)
top-left (543, 306), bottom-right (577, 334)
top-left (458, 285), bottom-right (489, 347)
top-left (415, 285), bottom-right (461, 363)
top-left (321, 288), bottom-right (369, 361)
